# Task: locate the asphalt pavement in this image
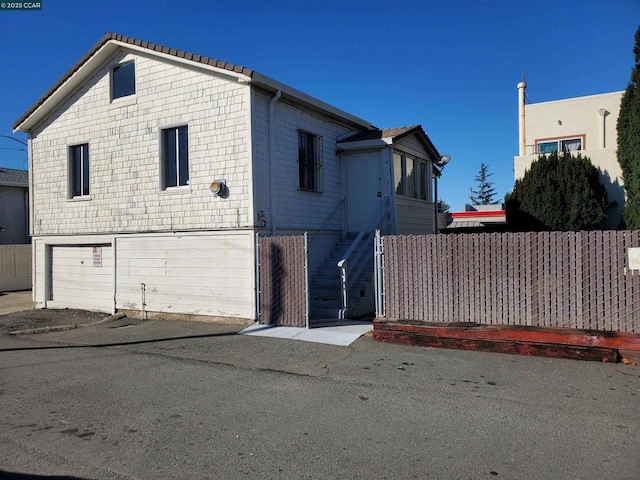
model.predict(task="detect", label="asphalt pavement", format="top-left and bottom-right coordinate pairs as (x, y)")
top-left (0, 316), bottom-right (639, 479)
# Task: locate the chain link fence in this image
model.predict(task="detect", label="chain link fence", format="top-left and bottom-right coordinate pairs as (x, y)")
top-left (256, 234), bottom-right (308, 327)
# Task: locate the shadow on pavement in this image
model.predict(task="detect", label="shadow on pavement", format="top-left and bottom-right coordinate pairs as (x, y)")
top-left (0, 470), bottom-right (93, 479)
top-left (0, 331), bottom-right (241, 353)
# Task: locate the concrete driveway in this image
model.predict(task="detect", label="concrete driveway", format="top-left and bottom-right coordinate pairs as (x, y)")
top-left (0, 290), bottom-right (34, 315)
top-left (0, 318), bottom-right (638, 479)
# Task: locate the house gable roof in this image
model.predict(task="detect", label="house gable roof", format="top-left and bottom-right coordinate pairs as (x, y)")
top-left (13, 33), bottom-right (374, 132)
top-left (0, 167), bottom-right (28, 187)
top-left (338, 125), bottom-right (441, 159)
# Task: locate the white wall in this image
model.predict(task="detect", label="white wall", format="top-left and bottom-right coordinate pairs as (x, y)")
top-left (396, 197), bottom-right (435, 234)
top-left (251, 89), bottom-right (357, 233)
top-left (116, 231), bottom-right (254, 319)
top-left (31, 232), bottom-right (255, 319)
top-left (519, 92), bottom-right (623, 157)
top-left (393, 134), bottom-right (436, 235)
top-left (30, 49), bottom-right (253, 236)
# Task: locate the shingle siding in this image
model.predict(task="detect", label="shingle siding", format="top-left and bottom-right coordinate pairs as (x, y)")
top-left (251, 89), bottom-right (354, 232)
top-left (31, 50), bottom-right (252, 236)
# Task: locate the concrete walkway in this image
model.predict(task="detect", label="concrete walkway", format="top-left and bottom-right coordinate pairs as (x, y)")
top-left (0, 290), bottom-right (34, 315)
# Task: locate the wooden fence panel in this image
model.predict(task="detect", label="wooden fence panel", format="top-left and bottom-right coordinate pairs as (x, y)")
top-left (0, 244), bottom-right (32, 292)
top-left (258, 236), bottom-right (306, 327)
top-left (382, 232), bottom-right (640, 333)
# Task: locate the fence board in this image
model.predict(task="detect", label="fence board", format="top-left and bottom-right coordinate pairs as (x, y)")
top-left (382, 232), bottom-right (640, 333)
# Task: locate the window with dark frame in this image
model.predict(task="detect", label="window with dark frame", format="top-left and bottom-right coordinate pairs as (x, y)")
top-left (162, 126), bottom-right (189, 189)
top-left (298, 130), bottom-right (322, 192)
top-left (393, 151), bottom-right (431, 201)
top-left (112, 62), bottom-right (136, 100)
top-left (536, 137), bottom-right (583, 154)
top-left (69, 144), bottom-right (89, 198)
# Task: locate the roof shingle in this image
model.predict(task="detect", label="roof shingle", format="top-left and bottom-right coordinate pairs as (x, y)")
top-left (0, 167), bottom-right (28, 186)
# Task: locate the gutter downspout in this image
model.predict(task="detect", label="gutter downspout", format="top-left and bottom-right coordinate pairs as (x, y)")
top-left (388, 146), bottom-right (398, 234)
top-left (27, 134), bottom-right (34, 238)
top-left (269, 90), bottom-right (282, 236)
top-left (433, 170), bottom-right (439, 234)
top-left (517, 79), bottom-right (526, 156)
top-left (598, 109), bottom-right (609, 149)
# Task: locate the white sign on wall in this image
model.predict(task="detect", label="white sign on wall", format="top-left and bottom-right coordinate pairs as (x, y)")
top-left (628, 247), bottom-right (640, 271)
top-left (93, 246), bottom-right (102, 267)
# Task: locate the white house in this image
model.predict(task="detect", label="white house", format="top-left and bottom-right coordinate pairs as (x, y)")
top-left (513, 81), bottom-right (624, 228)
top-left (13, 33), bottom-right (444, 323)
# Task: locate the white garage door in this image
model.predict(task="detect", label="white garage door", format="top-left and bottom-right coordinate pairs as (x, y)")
top-left (50, 245), bottom-right (113, 312)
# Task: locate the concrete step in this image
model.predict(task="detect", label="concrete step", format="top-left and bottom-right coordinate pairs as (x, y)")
top-left (310, 305), bottom-right (343, 320)
top-left (311, 276), bottom-right (340, 289)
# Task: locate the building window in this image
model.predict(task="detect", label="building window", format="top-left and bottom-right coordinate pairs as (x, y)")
top-left (69, 144), bottom-right (89, 198)
top-left (162, 126), bottom-right (189, 188)
top-left (536, 137), bottom-right (583, 154)
top-left (112, 62), bottom-right (135, 100)
top-left (298, 130), bottom-right (323, 192)
top-left (393, 151), bottom-right (431, 201)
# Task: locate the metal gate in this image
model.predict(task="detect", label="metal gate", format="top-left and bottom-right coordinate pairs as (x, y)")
top-left (256, 233), bottom-right (309, 327)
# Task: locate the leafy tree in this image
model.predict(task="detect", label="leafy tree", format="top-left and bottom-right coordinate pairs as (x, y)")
top-left (469, 162), bottom-right (497, 205)
top-left (506, 152), bottom-right (608, 231)
top-left (437, 200), bottom-right (451, 214)
top-left (617, 25), bottom-right (640, 229)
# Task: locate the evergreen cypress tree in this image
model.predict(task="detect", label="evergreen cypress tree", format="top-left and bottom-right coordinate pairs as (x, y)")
top-left (618, 25), bottom-right (640, 229)
top-left (437, 200), bottom-right (451, 213)
top-left (469, 162), bottom-right (497, 205)
top-left (506, 152), bottom-right (608, 231)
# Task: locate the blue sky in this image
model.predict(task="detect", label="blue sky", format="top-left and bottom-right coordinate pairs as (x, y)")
top-left (0, 0), bottom-right (638, 210)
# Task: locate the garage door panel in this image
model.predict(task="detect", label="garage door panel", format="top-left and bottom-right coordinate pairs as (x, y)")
top-left (51, 245), bottom-right (113, 312)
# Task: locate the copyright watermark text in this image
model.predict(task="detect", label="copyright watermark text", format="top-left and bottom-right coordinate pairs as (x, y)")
top-left (0, 2), bottom-right (42, 10)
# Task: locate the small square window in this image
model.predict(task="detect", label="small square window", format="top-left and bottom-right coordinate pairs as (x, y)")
top-left (112, 62), bottom-right (135, 99)
top-left (69, 144), bottom-right (89, 198)
top-left (298, 131), bottom-right (323, 192)
top-left (162, 126), bottom-right (189, 188)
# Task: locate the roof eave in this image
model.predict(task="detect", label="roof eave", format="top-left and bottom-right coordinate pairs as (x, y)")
top-left (0, 182), bottom-right (28, 188)
top-left (250, 72), bottom-right (375, 131)
top-left (336, 138), bottom-right (391, 151)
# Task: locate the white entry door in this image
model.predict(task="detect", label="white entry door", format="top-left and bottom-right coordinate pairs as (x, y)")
top-left (346, 151), bottom-right (382, 233)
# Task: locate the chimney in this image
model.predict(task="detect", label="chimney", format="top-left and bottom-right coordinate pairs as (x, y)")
top-left (517, 76), bottom-right (526, 156)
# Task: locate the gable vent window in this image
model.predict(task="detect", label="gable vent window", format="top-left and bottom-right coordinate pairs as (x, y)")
top-left (112, 62), bottom-right (136, 100)
top-left (298, 130), bottom-right (323, 193)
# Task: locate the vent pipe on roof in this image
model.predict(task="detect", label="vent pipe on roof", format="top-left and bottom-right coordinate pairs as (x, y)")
top-left (517, 76), bottom-right (526, 156)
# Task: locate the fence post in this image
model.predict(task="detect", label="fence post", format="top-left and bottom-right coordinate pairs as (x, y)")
top-left (255, 232), bottom-right (261, 324)
top-left (374, 229), bottom-right (385, 318)
top-left (304, 231), bottom-right (310, 329)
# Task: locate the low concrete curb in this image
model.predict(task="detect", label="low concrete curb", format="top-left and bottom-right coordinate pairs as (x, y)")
top-left (9, 312), bottom-right (127, 336)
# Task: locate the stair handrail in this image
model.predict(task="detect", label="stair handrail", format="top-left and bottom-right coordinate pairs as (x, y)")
top-left (337, 198), bottom-right (391, 319)
top-left (309, 199), bottom-right (344, 246)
